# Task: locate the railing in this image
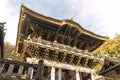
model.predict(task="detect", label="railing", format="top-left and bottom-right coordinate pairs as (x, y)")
top-left (0, 59), bottom-right (44, 80)
top-left (0, 58), bottom-right (102, 80)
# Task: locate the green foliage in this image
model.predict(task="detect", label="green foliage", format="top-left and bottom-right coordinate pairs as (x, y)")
top-left (4, 42), bottom-right (23, 61)
top-left (4, 42), bottom-right (15, 58)
top-left (93, 34), bottom-right (120, 59)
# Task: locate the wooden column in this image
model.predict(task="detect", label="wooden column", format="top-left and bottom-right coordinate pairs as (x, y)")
top-left (51, 66), bottom-right (55, 80)
top-left (35, 60), bottom-right (44, 80)
top-left (91, 70), bottom-right (95, 80)
top-left (1, 30), bottom-right (4, 58)
top-left (76, 68), bottom-right (80, 80)
top-left (0, 23), bottom-right (5, 58)
top-left (58, 68), bottom-right (62, 80)
top-left (0, 44), bottom-right (2, 58)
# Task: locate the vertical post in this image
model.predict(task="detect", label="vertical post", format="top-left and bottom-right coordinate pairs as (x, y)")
top-left (91, 69), bottom-right (95, 80)
top-left (51, 65), bottom-right (55, 80)
top-left (0, 23), bottom-right (5, 58)
top-left (79, 72), bottom-right (82, 80)
top-left (26, 67), bottom-right (34, 80)
top-left (0, 45), bottom-right (2, 58)
top-left (76, 68), bottom-right (80, 80)
top-left (35, 60), bottom-right (44, 80)
top-left (6, 64), bottom-right (15, 79)
top-left (17, 66), bottom-right (24, 79)
top-left (58, 68), bottom-right (62, 80)
top-left (0, 63), bottom-right (5, 73)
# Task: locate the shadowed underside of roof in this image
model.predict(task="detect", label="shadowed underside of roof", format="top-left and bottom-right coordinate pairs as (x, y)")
top-left (15, 4), bottom-right (108, 53)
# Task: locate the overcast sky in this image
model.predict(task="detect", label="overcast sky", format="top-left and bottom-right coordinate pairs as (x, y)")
top-left (1, 0), bottom-right (120, 44)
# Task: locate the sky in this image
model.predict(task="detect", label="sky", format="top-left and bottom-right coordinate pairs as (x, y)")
top-left (1, 0), bottom-right (120, 45)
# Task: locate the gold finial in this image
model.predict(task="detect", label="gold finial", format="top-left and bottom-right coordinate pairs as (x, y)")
top-left (21, 3), bottom-right (25, 6)
top-left (68, 18), bottom-right (73, 21)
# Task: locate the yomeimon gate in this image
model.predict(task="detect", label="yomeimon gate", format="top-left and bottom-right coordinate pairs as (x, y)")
top-left (15, 5), bottom-right (108, 80)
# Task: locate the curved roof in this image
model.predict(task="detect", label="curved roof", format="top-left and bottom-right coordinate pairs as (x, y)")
top-left (15, 4), bottom-right (108, 53)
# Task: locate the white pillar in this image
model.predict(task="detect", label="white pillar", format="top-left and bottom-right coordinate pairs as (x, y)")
top-left (51, 66), bottom-right (55, 80)
top-left (91, 69), bottom-right (95, 80)
top-left (58, 68), bottom-right (62, 80)
top-left (27, 67), bottom-right (34, 79)
top-left (76, 68), bottom-right (80, 80)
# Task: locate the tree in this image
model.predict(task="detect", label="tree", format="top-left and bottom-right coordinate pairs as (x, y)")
top-left (93, 34), bottom-right (120, 59)
top-left (4, 42), bottom-right (23, 61)
top-left (4, 42), bottom-right (15, 58)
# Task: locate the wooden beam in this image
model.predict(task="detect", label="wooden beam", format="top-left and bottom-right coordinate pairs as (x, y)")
top-left (44, 60), bottom-right (91, 73)
top-left (0, 59), bottom-right (38, 69)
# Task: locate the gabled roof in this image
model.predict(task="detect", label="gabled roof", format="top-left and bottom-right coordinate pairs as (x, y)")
top-left (15, 4), bottom-right (108, 53)
top-left (99, 63), bottom-right (120, 75)
top-left (99, 58), bottom-right (120, 75)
